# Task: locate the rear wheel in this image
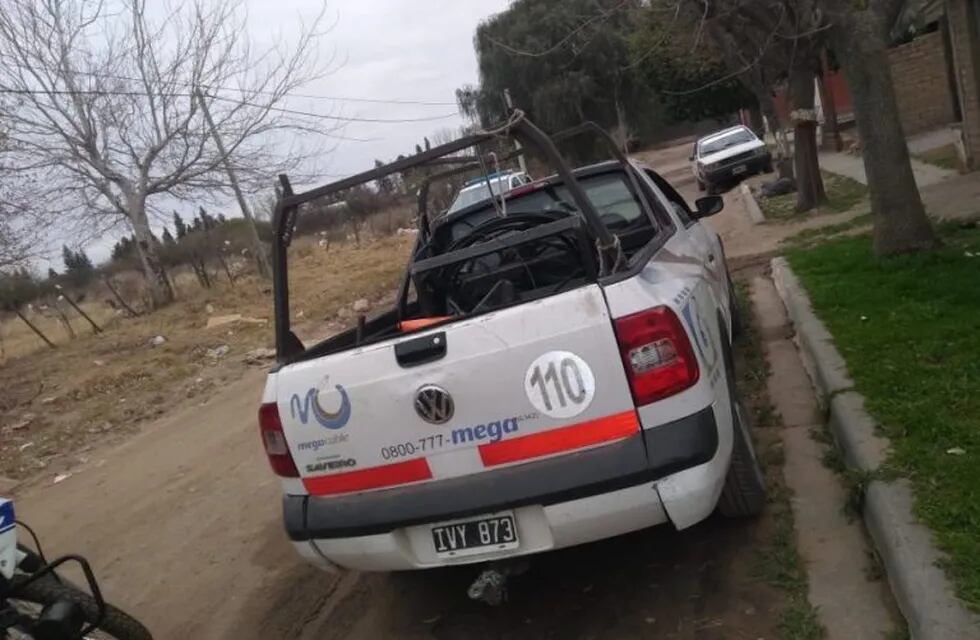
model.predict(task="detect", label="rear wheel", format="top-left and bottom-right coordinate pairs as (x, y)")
top-left (716, 323), bottom-right (766, 518)
top-left (8, 574), bottom-right (153, 640)
top-left (697, 178), bottom-right (706, 192)
top-left (718, 401), bottom-right (767, 517)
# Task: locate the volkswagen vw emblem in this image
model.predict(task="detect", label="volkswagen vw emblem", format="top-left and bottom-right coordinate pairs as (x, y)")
top-left (415, 385), bottom-right (454, 424)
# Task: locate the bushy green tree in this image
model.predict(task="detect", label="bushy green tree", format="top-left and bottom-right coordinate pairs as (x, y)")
top-left (458, 0), bottom-right (659, 150)
top-left (173, 212), bottom-right (188, 239)
top-left (61, 244), bottom-right (94, 288)
top-left (629, 11), bottom-right (755, 122)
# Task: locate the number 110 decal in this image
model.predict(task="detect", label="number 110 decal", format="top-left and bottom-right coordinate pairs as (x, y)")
top-left (524, 351), bottom-right (596, 419)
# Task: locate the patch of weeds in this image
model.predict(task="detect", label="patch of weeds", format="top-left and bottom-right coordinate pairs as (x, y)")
top-left (759, 172), bottom-right (867, 221)
top-left (781, 214), bottom-right (873, 250)
top-left (913, 143), bottom-right (959, 171)
top-left (864, 548), bottom-right (885, 582)
top-left (778, 603), bottom-right (824, 640)
top-left (884, 625), bottom-right (911, 640)
top-left (788, 224), bottom-right (980, 610)
top-left (733, 278), bottom-right (826, 640)
top-left (810, 425), bottom-right (875, 521)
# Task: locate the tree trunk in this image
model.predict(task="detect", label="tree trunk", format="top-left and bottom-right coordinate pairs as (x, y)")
top-left (789, 65), bottom-right (827, 212)
top-left (128, 196), bottom-right (175, 307)
top-left (755, 87), bottom-right (794, 181)
top-left (818, 51), bottom-right (843, 152)
top-left (830, 13), bottom-right (939, 254)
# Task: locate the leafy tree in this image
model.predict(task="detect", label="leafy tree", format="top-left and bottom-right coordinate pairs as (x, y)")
top-left (61, 244), bottom-right (94, 287)
top-left (47, 267), bottom-right (58, 280)
top-left (111, 236), bottom-right (136, 263)
top-left (629, 11), bottom-right (754, 123)
top-left (458, 0), bottom-right (659, 152)
top-left (0, 268), bottom-right (40, 310)
top-left (173, 212), bottom-right (188, 239)
top-left (162, 228), bottom-right (177, 246)
top-left (374, 160), bottom-right (396, 195)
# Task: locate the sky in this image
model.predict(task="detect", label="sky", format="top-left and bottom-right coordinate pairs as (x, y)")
top-left (261, 0), bottom-right (513, 177)
top-left (74, 0), bottom-right (512, 266)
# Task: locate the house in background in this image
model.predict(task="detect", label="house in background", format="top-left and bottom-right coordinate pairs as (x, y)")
top-left (768, 0), bottom-right (980, 170)
top-left (944, 0), bottom-right (980, 169)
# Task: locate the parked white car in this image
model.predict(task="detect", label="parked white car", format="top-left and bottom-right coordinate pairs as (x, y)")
top-left (691, 125), bottom-right (773, 194)
top-left (446, 170), bottom-right (532, 214)
top-left (260, 118), bottom-right (766, 574)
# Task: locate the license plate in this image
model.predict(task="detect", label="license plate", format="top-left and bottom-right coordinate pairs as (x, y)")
top-left (431, 512), bottom-right (519, 558)
top-left (732, 164), bottom-right (748, 175)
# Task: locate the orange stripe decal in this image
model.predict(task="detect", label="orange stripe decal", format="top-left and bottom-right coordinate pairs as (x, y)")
top-left (303, 458), bottom-right (432, 496)
top-left (479, 410), bottom-right (640, 467)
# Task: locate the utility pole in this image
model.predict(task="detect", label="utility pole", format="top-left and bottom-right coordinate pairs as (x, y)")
top-left (195, 88), bottom-right (271, 278)
top-left (504, 89), bottom-right (529, 175)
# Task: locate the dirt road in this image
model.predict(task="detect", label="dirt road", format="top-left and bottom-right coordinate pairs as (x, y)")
top-left (12, 146), bottom-right (801, 640)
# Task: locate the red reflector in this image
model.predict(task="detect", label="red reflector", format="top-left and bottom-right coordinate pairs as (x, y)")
top-left (479, 411), bottom-right (639, 467)
top-left (303, 458), bottom-right (433, 496)
top-left (258, 403), bottom-right (299, 478)
top-left (614, 306), bottom-right (699, 406)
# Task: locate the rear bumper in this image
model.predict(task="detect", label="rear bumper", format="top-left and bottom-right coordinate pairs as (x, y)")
top-left (705, 154), bottom-right (771, 184)
top-left (284, 405), bottom-right (724, 571)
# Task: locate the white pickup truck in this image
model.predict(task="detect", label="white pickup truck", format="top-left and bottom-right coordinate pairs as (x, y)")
top-left (259, 117), bottom-right (765, 574)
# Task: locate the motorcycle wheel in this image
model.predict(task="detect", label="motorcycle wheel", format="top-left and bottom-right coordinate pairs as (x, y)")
top-left (7, 574), bottom-right (152, 640)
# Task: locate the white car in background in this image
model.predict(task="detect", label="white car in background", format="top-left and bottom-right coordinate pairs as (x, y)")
top-left (691, 125), bottom-right (772, 195)
top-left (446, 170), bottom-right (532, 214)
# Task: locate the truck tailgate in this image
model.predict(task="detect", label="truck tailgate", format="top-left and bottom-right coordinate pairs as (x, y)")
top-left (276, 284), bottom-right (638, 496)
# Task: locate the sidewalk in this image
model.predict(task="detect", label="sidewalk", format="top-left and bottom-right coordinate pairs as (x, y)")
top-left (819, 151), bottom-right (955, 188)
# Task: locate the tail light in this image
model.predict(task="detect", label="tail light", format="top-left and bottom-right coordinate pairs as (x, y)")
top-left (258, 403), bottom-right (299, 477)
top-left (614, 306), bottom-right (700, 407)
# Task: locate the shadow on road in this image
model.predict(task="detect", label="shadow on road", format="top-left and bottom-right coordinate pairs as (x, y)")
top-left (294, 514), bottom-right (783, 640)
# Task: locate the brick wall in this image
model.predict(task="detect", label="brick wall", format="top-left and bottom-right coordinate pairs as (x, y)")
top-left (946, 0), bottom-right (980, 169)
top-left (888, 31), bottom-right (957, 135)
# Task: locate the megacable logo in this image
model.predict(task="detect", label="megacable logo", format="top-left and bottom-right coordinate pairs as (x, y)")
top-left (290, 385), bottom-right (352, 430)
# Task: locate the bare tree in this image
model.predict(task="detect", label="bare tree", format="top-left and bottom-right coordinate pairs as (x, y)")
top-left (0, 138), bottom-right (51, 270)
top-left (0, 0), bottom-right (337, 306)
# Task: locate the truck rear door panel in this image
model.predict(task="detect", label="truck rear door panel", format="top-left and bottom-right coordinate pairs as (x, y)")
top-left (276, 284), bottom-right (638, 496)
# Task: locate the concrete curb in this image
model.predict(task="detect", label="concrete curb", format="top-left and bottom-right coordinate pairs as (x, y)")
top-left (770, 257), bottom-right (980, 640)
top-left (771, 258), bottom-right (853, 404)
top-left (740, 183), bottom-right (765, 225)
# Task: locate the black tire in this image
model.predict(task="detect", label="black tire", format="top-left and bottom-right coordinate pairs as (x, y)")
top-left (718, 401), bottom-right (767, 517)
top-left (764, 160), bottom-right (774, 174)
top-left (715, 322), bottom-right (766, 518)
top-left (706, 181), bottom-right (718, 196)
top-left (9, 574), bottom-right (153, 640)
top-left (697, 178), bottom-right (706, 192)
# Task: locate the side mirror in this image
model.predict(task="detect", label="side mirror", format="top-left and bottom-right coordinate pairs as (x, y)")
top-left (694, 196), bottom-right (724, 219)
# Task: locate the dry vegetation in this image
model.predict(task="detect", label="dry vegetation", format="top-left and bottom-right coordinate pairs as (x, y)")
top-left (0, 234), bottom-right (414, 482)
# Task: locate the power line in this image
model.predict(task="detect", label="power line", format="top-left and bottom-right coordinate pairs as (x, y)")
top-left (0, 59), bottom-right (459, 107)
top-left (0, 86), bottom-right (461, 125)
top-left (209, 95), bottom-right (459, 123)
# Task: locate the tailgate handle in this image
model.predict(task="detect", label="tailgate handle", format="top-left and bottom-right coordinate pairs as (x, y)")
top-left (395, 331), bottom-right (446, 368)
